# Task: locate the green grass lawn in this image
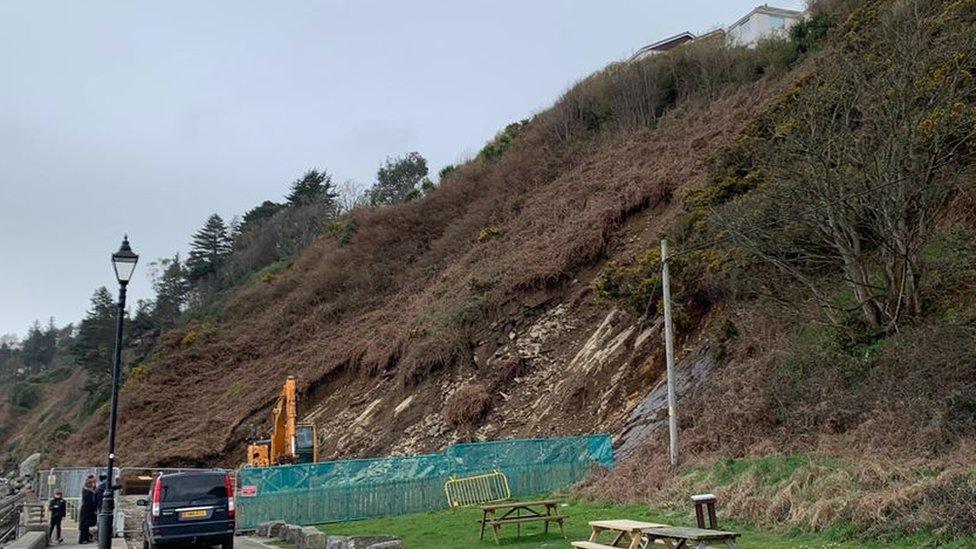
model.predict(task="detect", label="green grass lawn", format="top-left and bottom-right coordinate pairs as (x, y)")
top-left (307, 498), bottom-right (971, 548)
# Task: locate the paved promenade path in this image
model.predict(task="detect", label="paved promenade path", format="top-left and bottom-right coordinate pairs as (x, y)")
top-left (43, 518), bottom-right (125, 549)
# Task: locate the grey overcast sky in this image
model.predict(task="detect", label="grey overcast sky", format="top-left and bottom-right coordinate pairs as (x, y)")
top-left (0, 0), bottom-right (805, 338)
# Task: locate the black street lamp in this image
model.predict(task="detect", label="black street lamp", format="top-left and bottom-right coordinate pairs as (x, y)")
top-left (98, 236), bottom-right (138, 549)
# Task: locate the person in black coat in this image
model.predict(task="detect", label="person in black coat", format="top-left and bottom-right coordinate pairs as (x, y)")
top-left (78, 477), bottom-right (97, 544)
top-left (48, 490), bottom-right (66, 544)
top-left (95, 474), bottom-right (107, 512)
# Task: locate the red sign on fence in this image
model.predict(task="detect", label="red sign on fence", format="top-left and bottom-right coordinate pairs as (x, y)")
top-left (240, 485), bottom-right (258, 497)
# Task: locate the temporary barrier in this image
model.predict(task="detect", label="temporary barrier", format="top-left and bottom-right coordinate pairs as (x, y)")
top-left (36, 467), bottom-right (103, 500)
top-left (444, 469), bottom-right (510, 507)
top-left (236, 434), bottom-right (613, 529)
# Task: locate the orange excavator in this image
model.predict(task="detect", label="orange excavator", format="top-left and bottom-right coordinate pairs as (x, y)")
top-left (245, 376), bottom-right (318, 466)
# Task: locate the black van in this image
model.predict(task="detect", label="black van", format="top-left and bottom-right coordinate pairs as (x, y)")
top-left (139, 471), bottom-right (235, 549)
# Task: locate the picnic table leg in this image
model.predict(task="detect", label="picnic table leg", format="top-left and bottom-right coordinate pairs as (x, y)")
top-left (558, 518), bottom-right (565, 539)
top-left (723, 540), bottom-right (738, 549)
top-left (492, 523), bottom-right (500, 545)
top-left (589, 527), bottom-right (601, 542)
top-left (516, 507), bottom-right (521, 539)
top-left (479, 510), bottom-right (487, 541)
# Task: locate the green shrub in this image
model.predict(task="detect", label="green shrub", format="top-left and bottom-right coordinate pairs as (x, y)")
top-left (478, 120), bottom-right (529, 164)
top-left (324, 219), bottom-right (357, 246)
top-left (49, 422), bottom-right (74, 443)
top-left (10, 381), bottom-right (39, 409)
top-left (594, 248), bottom-right (721, 329)
top-left (248, 259), bottom-right (290, 285)
top-left (438, 165), bottom-right (456, 180)
top-left (790, 11), bottom-right (832, 54)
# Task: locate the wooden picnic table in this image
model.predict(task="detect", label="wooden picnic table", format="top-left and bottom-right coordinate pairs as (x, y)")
top-left (572, 519), bottom-right (669, 549)
top-left (478, 499), bottom-right (565, 544)
top-left (642, 526), bottom-right (741, 548)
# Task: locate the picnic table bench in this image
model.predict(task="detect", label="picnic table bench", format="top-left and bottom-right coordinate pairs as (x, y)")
top-left (572, 519), bottom-right (669, 549)
top-left (642, 526), bottom-right (741, 548)
top-left (478, 499), bottom-right (565, 544)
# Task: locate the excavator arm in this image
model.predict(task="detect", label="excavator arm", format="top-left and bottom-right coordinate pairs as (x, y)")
top-left (269, 376), bottom-right (298, 461)
top-left (246, 375), bottom-right (317, 467)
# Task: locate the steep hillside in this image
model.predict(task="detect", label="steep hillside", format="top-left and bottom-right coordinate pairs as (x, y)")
top-left (0, 368), bottom-right (87, 469)
top-left (58, 79), bottom-right (782, 466)
top-left (52, 0), bottom-right (976, 541)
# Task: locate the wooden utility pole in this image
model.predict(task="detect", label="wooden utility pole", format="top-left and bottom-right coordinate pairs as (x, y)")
top-left (661, 239), bottom-right (678, 471)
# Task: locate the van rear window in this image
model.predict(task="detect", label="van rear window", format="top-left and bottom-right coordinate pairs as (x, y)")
top-left (162, 475), bottom-right (227, 502)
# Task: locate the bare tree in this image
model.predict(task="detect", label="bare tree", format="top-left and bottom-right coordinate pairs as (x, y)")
top-left (720, 0), bottom-right (976, 334)
top-left (336, 179), bottom-right (368, 213)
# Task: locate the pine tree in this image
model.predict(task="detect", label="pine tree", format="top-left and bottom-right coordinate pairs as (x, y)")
top-left (286, 169), bottom-right (338, 207)
top-left (21, 318), bottom-right (57, 369)
top-left (151, 254), bottom-right (189, 328)
top-left (237, 200), bottom-right (284, 238)
top-left (186, 214), bottom-right (232, 282)
top-left (73, 287), bottom-right (121, 404)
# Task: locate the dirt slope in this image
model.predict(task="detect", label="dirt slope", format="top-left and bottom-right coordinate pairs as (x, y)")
top-left (54, 79), bottom-right (780, 468)
top-left (0, 369), bottom-right (87, 468)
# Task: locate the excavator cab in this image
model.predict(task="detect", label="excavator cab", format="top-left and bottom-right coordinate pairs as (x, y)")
top-left (295, 423), bottom-right (317, 464)
top-left (247, 439), bottom-right (271, 467)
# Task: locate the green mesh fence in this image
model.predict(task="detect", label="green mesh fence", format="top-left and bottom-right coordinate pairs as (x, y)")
top-left (236, 434), bottom-right (613, 529)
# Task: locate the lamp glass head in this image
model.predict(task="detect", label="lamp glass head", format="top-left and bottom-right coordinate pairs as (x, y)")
top-left (111, 236), bottom-right (138, 283)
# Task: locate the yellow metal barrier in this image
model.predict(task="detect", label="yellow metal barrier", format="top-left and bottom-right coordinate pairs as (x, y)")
top-left (444, 469), bottom-right (511, 507)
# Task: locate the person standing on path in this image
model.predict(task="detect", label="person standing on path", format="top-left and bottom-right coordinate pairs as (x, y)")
top-left (48, 489), bottom-right (66, 544)
top-left (95, 474), bottom-right (107, 512)
top-left (78, 477), bottom-right (97, 544)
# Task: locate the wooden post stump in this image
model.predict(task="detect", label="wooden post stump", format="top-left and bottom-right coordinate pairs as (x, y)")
top-left (691, 493), bottom-right (718, 529)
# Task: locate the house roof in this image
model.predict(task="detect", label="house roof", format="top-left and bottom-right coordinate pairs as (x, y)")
top-left (629, 31), bottom-right (696, 60)
top-left (728, 4), bottom-right (805, 30)
top-left (696, 28), bottom-right (726, 41)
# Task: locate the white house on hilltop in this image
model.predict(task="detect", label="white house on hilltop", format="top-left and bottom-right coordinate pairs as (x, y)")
top-left (629, 31), bottom-right (697, 62)
top-left (629, 4), bottom-right (806, 62)
top-left (726, 4), bottom-right (805, 46)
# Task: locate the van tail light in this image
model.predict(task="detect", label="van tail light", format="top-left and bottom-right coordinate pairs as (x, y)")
top-left (224, 474), bottom-right (235, 518)
top-left (151, 478), bottom-right (163, 518)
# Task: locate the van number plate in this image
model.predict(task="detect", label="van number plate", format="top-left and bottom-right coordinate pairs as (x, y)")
top-left (180, 510), bottom-right (208, 520)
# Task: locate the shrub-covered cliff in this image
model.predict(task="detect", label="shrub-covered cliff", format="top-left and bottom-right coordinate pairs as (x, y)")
top-left (44, 0), bottom-right (976, 542)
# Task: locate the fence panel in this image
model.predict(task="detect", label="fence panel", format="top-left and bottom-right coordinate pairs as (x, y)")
top-left (236, 434), bottom-right (613, 529)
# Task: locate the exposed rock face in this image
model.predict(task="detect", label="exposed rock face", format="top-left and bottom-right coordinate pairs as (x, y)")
top-left (19, 454), bottom-right (40, 478)
top-left (616, 344), bottom-right (719, 458)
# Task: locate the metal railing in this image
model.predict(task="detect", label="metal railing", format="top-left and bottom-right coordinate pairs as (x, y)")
top-left (0, 492), bottom-right (27, 543)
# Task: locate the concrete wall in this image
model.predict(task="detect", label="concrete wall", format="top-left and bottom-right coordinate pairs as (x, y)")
top-left (6, 531), bottom-right (47, 549)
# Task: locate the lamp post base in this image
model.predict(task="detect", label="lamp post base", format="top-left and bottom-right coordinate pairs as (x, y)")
top-left (97, 494), bottom-right (114, 549)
